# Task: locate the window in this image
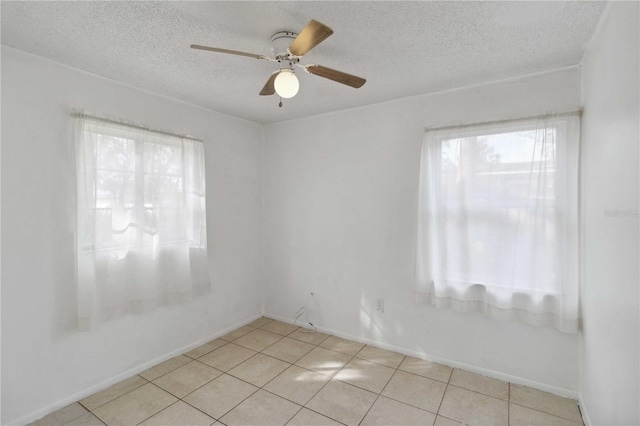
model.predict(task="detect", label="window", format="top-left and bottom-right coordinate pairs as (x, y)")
top-left (415, 114), bottom-right (580, 333)
top-left (74, 115), bottom-right (209, 330)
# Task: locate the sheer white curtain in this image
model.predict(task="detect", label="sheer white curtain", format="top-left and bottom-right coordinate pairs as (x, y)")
top-left (75, 116), bottom-right (209, 330)
top-left (415, 114), bottom-right (580, 333)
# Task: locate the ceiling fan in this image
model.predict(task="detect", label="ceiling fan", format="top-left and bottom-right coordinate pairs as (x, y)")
top-left (191, 20), bottom-right (366, 106)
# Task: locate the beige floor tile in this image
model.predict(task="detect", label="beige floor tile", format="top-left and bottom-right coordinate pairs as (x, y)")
top-left (153, 360), bottom-right (223, 398)
top-left (381, 370), bottom-right (446, 413)
top-left (286, 408), bottom-right (343, 426)
top-left (93, 383), bottom-right (177, 426)
top-left (233, 329), bottom-right (283, 352)
top-left (259, 320), bottom-right (299, 336)
top-left (138, 401), bottom-right (215, 426)
top-left (220, 389), bottom-right (301, 426)
top-left (509, 403), bottom-right (583, 426)
top-left (30, 403), bottom-right (89, 426)
top-left (65, 412), bottom-right (105, 426)
top-left (139, 355), bottom-right (192, 381)
top-left (356, 345), bottom-right (406, 369)
top-left (361, 396), bottom-right (436, 426)
top-left (306, 380), bottom-right (377, 426)
top-left (264, 365), bottom-right (330, 405)
top-left (262, 337), bottom-right (315, 363)
top-left (248, 317), bottom-right (273, 328)
top-left (80, 375), bottom-right (148, 411)
top-left (220, 325), bottom-right (255, 342)
top-left (510, 385), bottom-right (582, 422)
top-left (35, 326), bottom-right (588, 426)
top-left (198, 343), bottom-right (257, 372)
top-left (438, 385), bottom-right (508, 426)
top-left (227, 353), bottom-right (291, 387)
top-left (295, 347), bottom-right (352, 377)
top-left (449, 369), bottom-right (508, 400)
top-left (288, 328), bottom-right (330, 345)
top-left (434, 415), bottom-right (464, 426)
top-left (183, 374), bottom-right (258, 419)
top-left (319, 335), bottom-right (365, 356)
top-left (398, 356), bottom-right (453, 383)
top-left (185, 339), bottom-right (227, 359)
top-left (334, 358), bottom-right (395, 394)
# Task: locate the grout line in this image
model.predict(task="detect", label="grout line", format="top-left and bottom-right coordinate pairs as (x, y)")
top-left (508, 382), bottom-right (511, 424)
top-left (204, 373), bottom-right (261, 421)
top-left (60, 405), bottom-right (108, 426)
top-left (436, 383), bottom-right (449, 417)
top-left (508, 401), bottom-right (584, 424)
top-left (240, 322), bottom-right (351, 425)
top-left (70, 319), bottom-right (584, 426)
top-left (437, 414), bottom-right (465, 424)
top-left (396, 367), bottom-right (452, 385)
top-left (259, 386), bottom-right (304, 405)
top-left (184, 338), bottom-right (230, 359)
top-left (295, 342), bottom-right (360, 424)
top-left (576, 401), bottom-right (585, 426)
top-left (357, 393), bottom-right (381, 425)
top-left (192, 358), bottom-right (224, 372)
top-left (141, 355), bottom-right (193, 382)
top-left (79, 375), bottom-right (150, 412)
top-left (444, 383), bottom-right (510, 402)
top-left (132, 398), bottom-right (183, 425)
top-left (373, 389), bottom-right (440, 414)
top-left (297, 406), bottom-right (349, 426)
top-left (283, 406), bottom-right (305, 426)
top-left (355, 348), bottom-right (406, 425)
top-left (171, 350), bottom-right (269, 419)
top-left (179, 393), bottom-right (225, 422)
top-left (152, 362), bottom-right (223, 398)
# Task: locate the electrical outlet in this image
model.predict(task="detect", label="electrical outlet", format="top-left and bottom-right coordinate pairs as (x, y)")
top-left (376, 299), bottom-right (384, 313)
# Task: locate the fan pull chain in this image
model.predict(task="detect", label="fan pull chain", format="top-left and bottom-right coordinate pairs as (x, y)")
top-left (278, 97), bottom-right (283, 108)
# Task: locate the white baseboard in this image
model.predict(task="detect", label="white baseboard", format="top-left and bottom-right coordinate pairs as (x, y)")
top-left (11, 314), bottom-right (262, 426)
top-left (578, 396), bottom-right (592, 426)
top-left (264, 312), bottom-right (579, 400)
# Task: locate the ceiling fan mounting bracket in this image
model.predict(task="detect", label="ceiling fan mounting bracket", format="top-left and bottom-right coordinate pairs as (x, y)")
top-left (271, 30), bottom-right (298, 59)
top-left (276, 56), bottom-right (299, 70)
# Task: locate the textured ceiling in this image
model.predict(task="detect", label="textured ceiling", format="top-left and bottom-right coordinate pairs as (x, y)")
top-left (1, 1), bottom-right (606, 124)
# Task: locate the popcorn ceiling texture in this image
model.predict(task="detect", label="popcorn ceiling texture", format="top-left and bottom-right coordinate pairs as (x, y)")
top-left (1, 1), bottom-right (606, 124)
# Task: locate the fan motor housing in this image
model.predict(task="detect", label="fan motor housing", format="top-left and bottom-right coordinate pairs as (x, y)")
top-left (271, 31), bottom-right (297, 61)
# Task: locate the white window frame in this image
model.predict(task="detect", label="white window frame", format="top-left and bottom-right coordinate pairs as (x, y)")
top-left (415, 113), bottom-right (580, 333)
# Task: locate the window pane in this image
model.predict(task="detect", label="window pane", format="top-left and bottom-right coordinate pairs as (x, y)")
top-left (96, 134), bottom-right (135, 172)
top-left (144, 141), bottom-right (183, 176)
top-left (438, 128), bottom-right (558, 291)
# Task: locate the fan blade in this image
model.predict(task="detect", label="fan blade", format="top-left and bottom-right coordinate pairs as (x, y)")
top-left (260, 72), bottom-right (279, 96)
top-left (305, 65), bottom-right (366, 88)
top-left (191, 44), bottom-right (268, 60)
top-left (288, 20), bottom-right (333, 56)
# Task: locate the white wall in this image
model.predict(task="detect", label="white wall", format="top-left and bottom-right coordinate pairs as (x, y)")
top-left (263, 68), bottom-right (582, 393)
top-left (579, 2), bottom-right (640, 425)
top-left (1, 47), bottom-right (264, 424)
top-left (7, 19), bottom-right (637, 421)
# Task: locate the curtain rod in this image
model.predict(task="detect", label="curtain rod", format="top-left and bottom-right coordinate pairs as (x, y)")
top-left (72, 111), bottom-right (203, 142)
top-left (424, 109), bottom-right (582, 133)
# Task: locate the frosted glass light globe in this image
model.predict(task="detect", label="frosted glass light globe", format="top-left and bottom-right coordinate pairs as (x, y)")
top-left (274, 69), bottom-right (299, 99)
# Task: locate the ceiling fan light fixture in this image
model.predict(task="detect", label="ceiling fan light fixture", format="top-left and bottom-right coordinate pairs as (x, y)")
top-left (274, 69), bottom-right (299, 99)
top-left (191, 19), bottom-right (366, 102)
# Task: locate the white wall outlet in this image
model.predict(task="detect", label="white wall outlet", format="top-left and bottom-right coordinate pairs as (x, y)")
top-left (376, 299), bottom-right (384, 313)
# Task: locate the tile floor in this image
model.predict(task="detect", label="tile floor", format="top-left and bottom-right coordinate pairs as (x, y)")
top-left (30, 318), bottom-right (584, 426)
